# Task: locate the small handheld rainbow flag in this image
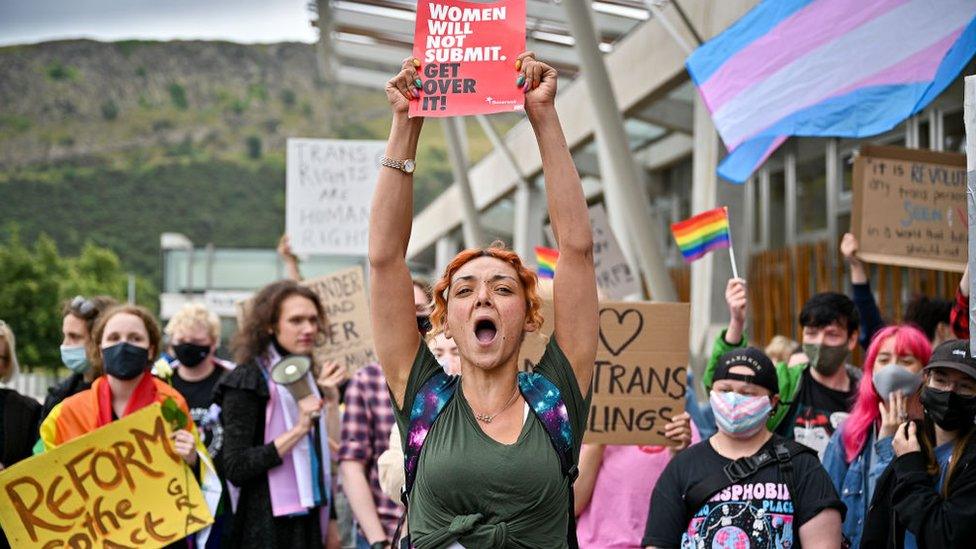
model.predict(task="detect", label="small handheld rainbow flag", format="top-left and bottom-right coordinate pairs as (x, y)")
top-left (671, 206), bottom-right (733, 266)
top-left (535, 246), bottom-right (559, 279)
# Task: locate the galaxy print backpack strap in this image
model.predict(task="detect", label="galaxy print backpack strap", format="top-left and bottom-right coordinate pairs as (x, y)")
top-left (402, 371), bottom-right (459, 498)
top-left (393, 371), bottom-right (459, 548)
top-left (518, 371), bottom-right (579, 549)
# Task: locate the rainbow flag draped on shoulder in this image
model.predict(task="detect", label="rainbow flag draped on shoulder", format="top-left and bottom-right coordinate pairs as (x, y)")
top-left (671, 207), bottom-right (731, 263)
top-left (535, 246), bottom-right (559, 279)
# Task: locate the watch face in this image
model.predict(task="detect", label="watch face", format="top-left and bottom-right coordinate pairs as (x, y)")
top-left (403, 159), bottom-right (415, 173)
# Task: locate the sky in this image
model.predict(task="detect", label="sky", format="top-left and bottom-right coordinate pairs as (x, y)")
top-left (0, 0), bottom-right (319, 46)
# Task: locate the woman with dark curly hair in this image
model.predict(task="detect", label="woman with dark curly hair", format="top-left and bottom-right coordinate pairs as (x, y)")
top-left (216, 280), bottom-right (347, 548)
top-left (368, 52), bottom-right (599, 548)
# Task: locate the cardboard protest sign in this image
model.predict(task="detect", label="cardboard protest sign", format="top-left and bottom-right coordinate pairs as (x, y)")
top-left (852, 145), bottom-right (967, 272)
top-left (588, 204), bottom-right (643, 299)
top-left (965, 75), bottom-right (976, 354)
top-left (286, 139), bottom-right (386, 256)
top-left (543, 204), bottom-right (644, 300)
top-left (302, 265), bottom-right (377, 375)
top-left (410, 0), bottom-right (526, 117)
top-left (0, 404), bottom-right (212, 548)
top-left (518, 300), bottom-right (690, 445)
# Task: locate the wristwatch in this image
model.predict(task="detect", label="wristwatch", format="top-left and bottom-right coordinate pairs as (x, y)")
top-left (380, 156), bottom-right (415, 174)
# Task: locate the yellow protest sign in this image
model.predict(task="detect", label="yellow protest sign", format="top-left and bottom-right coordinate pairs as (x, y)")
top-left (0, 404), bottom-right (213, 548)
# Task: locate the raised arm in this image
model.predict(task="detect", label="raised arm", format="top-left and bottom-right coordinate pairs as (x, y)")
top-left (841, 232), bottom-right (883, 349)
top-left (369, 58), bottom-right (425, 408)
top-left (519, 53), bottom-right (598, 390)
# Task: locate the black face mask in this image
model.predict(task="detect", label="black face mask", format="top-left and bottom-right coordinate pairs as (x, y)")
top-left (920, 386), bottom-right (976, 431)
top-left (102, 342), bottom-right (149, 380)
top-left (417, 315), bottom-right (432, 336)
top-left (173, 342), bottom-right (210, 368)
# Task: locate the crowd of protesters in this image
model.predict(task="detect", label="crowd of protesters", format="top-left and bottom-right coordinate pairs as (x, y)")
top-left (2, 54), bottom-right (976, 549)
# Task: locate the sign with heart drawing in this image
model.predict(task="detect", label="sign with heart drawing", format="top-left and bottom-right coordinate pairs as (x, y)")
top-left (518, 300), bottom-right (690, 445)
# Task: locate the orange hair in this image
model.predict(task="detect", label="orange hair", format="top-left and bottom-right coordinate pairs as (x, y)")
top-left (431, 241), bottom-right (543, 335)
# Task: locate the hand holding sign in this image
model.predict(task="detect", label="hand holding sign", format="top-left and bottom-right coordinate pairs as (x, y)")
top-left (411, 0), bottom-right (526, 117)
top-left (170, 430), bottom-right (198, 467)
top-left (664, 411), bottom-right (693, 455)
top-left (517, 52), bottom-right (557, 112)
top-left (386, 57), bottom-right (423, 114)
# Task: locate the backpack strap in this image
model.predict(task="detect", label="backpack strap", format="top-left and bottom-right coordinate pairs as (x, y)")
top-left (518, 371), bottom-right (580, 549)
top-left (683, 439), bottom-right (814, 522)
top-left (394, 371), bottom-right (459, 547)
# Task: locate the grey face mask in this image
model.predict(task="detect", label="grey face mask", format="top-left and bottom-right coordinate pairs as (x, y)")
top-left (872, 364), bottom-right (922, 401)
top-left (803, 343), bottom-right (849, 376)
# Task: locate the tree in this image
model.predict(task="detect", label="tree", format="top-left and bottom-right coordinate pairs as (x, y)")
top-left (0, 229), bottom-right (156, 374)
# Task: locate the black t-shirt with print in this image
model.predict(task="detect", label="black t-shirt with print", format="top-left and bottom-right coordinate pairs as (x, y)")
top-left (778, 367), bottom-right (856, 459)
top-left (172, 366), bottom-right (225, 459)
top-left (643, 434), bottom-right (844, 549)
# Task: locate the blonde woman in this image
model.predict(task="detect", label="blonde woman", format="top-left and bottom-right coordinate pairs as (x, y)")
top-left (163, 302), bottom-right (235, 461)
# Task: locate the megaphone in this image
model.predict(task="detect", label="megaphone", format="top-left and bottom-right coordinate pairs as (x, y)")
top-left (271, 355), bottom-right (313, 401)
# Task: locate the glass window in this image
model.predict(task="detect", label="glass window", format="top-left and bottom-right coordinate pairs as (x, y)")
top-left (795, 154), bottom-right (828, 233)
top-left (944, 108), bottom-right (965, 154)
top-left (752, 175), bottom-right (762, 247)
top-left (769, 169), bottom-right (786, 249)
top-left (918, 119), bottom-right (931, 150)
top-left (838, 212), bottom-right (852, 238)
top-left (840, 148), bottom-right (856, 195)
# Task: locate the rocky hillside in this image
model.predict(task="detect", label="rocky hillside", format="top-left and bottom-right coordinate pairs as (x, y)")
top-left (0, 39), bottom-right (517, 285)
top-left (0, 39), bottom-right (389, 168)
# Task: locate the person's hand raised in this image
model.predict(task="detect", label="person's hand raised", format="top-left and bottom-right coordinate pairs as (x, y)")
top-left (385, 57), bottom-right (422, 114)
top-left (726, 278), bottom-right (748, 327)
top-left (516, 52), bottom-right (558, 112)
top-left (840, 232), bottom-right (860, 261)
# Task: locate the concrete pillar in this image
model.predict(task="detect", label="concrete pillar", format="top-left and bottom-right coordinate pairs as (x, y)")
top-left (441, 117), bottom-right (486, 248)
top-left (474, 115), bottom-right (539, 257)
top-left (435, 235), bottom-right (460, 275)
top-left (312, 0), bottom-right (337, 84)
top-left (562, 0), bottom-right (676, 302)
top-left (689, 93), bottom-right (749, 363)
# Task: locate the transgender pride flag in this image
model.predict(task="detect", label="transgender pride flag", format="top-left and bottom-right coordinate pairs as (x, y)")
top-left (686, 0), bottom-right (976, 184)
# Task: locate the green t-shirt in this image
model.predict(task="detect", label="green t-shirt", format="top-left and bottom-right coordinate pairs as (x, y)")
top-left (393, 337), bottom-right (590, 549)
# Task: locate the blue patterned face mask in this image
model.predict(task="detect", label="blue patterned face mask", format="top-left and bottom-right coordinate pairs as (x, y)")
top-left (60, 344), bottom-right (90, 374)
top-left (710, 390), bottom-right (772, 439)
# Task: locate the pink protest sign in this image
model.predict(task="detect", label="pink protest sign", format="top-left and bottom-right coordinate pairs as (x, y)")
top-left (410, 0), bottom-right (526, 118)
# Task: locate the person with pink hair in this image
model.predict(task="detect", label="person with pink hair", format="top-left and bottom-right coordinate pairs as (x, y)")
top-left (822, 324), bottom-right (931, 548)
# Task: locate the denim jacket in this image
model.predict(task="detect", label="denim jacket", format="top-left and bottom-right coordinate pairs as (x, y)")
top-left (822, 423), bottom-right (894, 548)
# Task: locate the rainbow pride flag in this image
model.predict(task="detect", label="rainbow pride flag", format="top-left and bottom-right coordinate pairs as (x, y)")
top-left (535, 246), bottom-right (559, 279)
top-left (671, 207), bottom-right (731, 263)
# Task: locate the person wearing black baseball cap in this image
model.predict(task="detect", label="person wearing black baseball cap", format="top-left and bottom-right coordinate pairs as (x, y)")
top-left (643, 348), bottom-right (844, 549)
top-left (863, 339), bottom-right (976, 548)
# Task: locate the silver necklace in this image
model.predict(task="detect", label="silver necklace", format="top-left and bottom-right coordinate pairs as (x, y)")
top-left (473, 386), bottom-right (521, 424)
